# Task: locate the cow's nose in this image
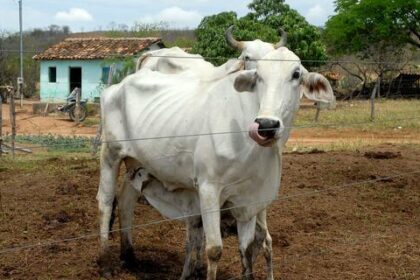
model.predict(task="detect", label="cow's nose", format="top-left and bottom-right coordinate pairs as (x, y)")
top-left (255, 118), bottom-right (280, 139)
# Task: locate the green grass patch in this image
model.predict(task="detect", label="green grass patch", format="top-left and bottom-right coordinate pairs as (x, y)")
top-left (82, 117), bottom-right (100, 127)
top-left (294, 99), bottom-right (420, 131)
top-left (3, 134), bottom-right (92, 153)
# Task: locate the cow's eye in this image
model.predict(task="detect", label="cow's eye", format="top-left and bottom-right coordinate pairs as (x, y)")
top-left (292, 71), bottom-right (300, 80)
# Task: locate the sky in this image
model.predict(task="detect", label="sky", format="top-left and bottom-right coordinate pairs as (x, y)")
top-left (0, 0), bottom-right (335, 33)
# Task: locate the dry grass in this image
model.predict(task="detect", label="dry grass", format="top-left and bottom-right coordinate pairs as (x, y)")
top-left (295, 99), bottom-right (420, 131)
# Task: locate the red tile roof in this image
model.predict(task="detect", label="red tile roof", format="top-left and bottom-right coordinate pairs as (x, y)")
top-left (33, 37), bottom-right (163, 60)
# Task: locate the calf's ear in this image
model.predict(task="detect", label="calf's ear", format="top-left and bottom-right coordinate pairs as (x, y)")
top-left (300, 72), bottom-right (335, 105)
top-left (234, 70), bottom-right (258, 93)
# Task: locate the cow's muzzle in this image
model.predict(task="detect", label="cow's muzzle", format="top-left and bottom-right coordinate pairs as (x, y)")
top-left (249, 118), bottom-right (280, 147)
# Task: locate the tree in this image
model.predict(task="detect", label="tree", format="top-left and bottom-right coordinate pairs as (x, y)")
top-left (192, 1), bottom-right (327, 67)
top-left (324, 0), bottom-right (419, 97)
top-left (192, 12), bottom-right (278, 65)
top-left (248, 0), bottom-right (327, 66)
top-left (324, 0), bottom-right (420, 55)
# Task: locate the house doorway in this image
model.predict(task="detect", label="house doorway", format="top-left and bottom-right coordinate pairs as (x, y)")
top-left (69, 67), bottom-right (82, 95)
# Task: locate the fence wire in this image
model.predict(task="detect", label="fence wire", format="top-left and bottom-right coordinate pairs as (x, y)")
top-left (0, 170), bottom-right (418, 255)
top-left (1, 115), bottom-right (419, 151)
top-left (0, 48), bottom-right (415, 66)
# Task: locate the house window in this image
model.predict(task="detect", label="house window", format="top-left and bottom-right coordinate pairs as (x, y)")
top-left (101, 67), bottom-right (110, 84)
top-left (48, 67), bottom-right (57, 83)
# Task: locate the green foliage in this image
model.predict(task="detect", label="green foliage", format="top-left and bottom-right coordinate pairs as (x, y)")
top-left (111, 58), bottom-right (136, 84)
top-left (248, 0), bottom-right (288, 19)
top-left (324, 0), bottom-right (420, 56)
top-left (165, 37), bottom-right (196, 49)
top-left (101, 56), bottom-right (136, 84)
top-left (192, 12), bottom-right (278, 65)
top-left (247, 0), bottom-right (327, 67)
top-left (192, 0), bottom-right (327, 67)
top-left (5, 134), bottom-right (91, 152)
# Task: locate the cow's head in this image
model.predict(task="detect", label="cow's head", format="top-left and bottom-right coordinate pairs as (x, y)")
top-left (226, 26), bottom-right (286, 70)
top-left (233, 43), bottom-right (334, 147)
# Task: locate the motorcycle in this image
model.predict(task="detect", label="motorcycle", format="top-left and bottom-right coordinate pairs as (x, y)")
top-left (57, 88), bottom-right (88, 122)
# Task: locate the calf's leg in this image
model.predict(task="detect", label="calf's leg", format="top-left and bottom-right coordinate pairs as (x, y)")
top-left (253, 210), bottom-right (273, 280)
top-left (180, 217), bottom-right (204, 280)
top-left (118, 170), bottom-right (144, 267)
top-left (237, 216), bottom-right (257, 280)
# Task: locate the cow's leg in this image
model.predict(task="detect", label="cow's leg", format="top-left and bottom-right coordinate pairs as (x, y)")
top-left (180, 217), bottom-right (204, 280)
top-left (256, 210), bottom-right (273, 280)
top-left (199, 184), bottom-right (222, 280)
top-left (97, 150), bottom-right (121, 277)
top-left (237, 216), bottom-right (257, 280)
top-left (118, 171), bottom-right (142, 268)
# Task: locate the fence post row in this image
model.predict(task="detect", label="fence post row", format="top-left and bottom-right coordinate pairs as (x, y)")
top-left (75, 88), bottom-right (81, 124)
top-left (370, 78), bottom-right (379, 121)
top-left (0, 94), bottom-right (2, 156)
top-left (9, 87), bottom-right (16, 157)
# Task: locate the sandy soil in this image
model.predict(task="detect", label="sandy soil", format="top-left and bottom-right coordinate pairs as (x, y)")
top-left (1, 103), bottom-right (97, 136)
top-left (0, 144), bottom-right (419, 279)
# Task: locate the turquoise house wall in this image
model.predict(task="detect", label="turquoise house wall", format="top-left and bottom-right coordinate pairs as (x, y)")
top-left (39, 60), bottom-right (114, 102)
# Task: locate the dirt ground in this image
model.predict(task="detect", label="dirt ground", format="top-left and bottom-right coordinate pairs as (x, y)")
top-left (0, 144), bottom-right (419, 279)
top-left (1, 103), bottom-right (97, 136)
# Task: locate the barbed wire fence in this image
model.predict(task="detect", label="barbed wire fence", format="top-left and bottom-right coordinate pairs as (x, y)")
top-left (0, 115), bottom-right (418, 154)
top-left (1, 50), bottom-right (419, 279)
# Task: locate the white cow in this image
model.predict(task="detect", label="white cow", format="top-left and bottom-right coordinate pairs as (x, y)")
top-left (111, 26), bottom-right (288, 279)
top-left (97, 45), bottom-right (334, 280)
top-left (136, 26), bottom-right (285, 76)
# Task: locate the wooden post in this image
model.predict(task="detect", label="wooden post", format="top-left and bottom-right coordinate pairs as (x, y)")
top-left (92, 64), bottom-right (114, 156)
top-left (314, 102), bottom-right (321, 122)
top-left (9, 88), bottom-right (16, 157)
top-left (370, 79), bottom-right (379, 121)
top-left (75, 88), bottom-right (81, 124)
top-left (0, 94), bottom-right (2, 156)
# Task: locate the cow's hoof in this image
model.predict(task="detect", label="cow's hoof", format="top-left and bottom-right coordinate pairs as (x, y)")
top-left (97, 254), bottom-right (113, 279)
top-left (185, 265), bottom-right (206, 280)
top-left (99, 270), bottom-right (112, 279)
top-left (120, 248), bottom-right (139, 270)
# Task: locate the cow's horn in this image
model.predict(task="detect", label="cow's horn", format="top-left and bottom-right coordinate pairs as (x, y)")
top-left (275, 28), bottom-right (287, 49)
top-left (226, 25), bottom-right (244, 50)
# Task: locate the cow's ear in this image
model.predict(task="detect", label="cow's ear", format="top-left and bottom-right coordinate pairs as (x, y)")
top-left (300, 72), bottom-right (335, 104)
top-left (234, 70), bottom-right (257, 92)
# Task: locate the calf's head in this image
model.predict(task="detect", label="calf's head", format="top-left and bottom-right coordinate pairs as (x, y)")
top-left (234, 47), bottom-right (334, 147)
